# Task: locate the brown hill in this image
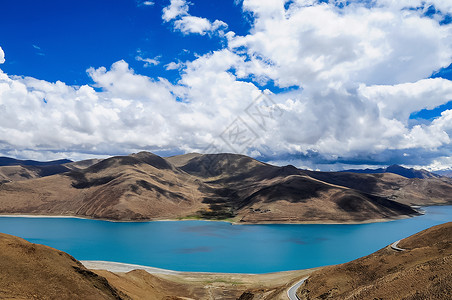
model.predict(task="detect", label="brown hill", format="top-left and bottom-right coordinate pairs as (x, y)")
top-left (0, 232), bottom-right (125, 299)
top-left (0, 164), bottom-right (71, 183)
top-left (297, 222), bottom-right (452, 299)
top-left (0, 153), bottom-right (203, 220)
top-left (0, 158), bottom-right (100, 184)
top-left (64, 158), bottom-right (103, 171)
top-left (303, 170), bottom-right (452, 206)
top-left (0, 151), bottom-right (442, 223)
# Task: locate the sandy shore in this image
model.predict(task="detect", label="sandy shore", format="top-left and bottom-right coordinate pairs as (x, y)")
top-left (81, 261), bottom-right (184, 275)
top-left (81, 260), bottom-right (264, 275)
top-left (0, 214), bottom-right (91, 220)
top-left (88, 261), bottom-right (317, 299)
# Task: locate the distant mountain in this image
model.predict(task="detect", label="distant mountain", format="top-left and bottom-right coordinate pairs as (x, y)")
top-left (341, 164), bottom-right (442, 179)
top-left (63, 158), bottom-right (105, 171)
top-left (1, 151), bottom-right (445, 223)
top-left (0, 157), bottom-right (101, 184)
top-left (0, 157), bottom-right (72, 166)
top-left (297, 222), bottom-right (452, 299)
top-left (304, 169), bottom-right (452, 207)
top-left (433, 169), bottom-right (452, 178)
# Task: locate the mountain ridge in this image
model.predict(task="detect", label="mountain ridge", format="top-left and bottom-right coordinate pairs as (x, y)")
top-left (341, 164), bottom-right (443, 179)
top-left (0, 156), bottom-right (72, 166)
top-left (0, 152), bottom-right (450, 223)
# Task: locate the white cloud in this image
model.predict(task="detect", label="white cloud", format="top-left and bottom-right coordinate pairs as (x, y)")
top-left (162, 0), bottom-right (189, 22)
top-left (174, 16), bottom-right (212, 35)
top-left (1, 1), bottom-right (452, 169)
top-left (174, 17), bottom-right (228, 36)
top-left (135, 55), bottom-right (160, 67)
top-left (229, 1), bottom-right (452, 89)
top-left (142, 1), bottom-right (154, 6)
top-left (162, 0), bottom-right (228, 36)
top-left (359, 78), bottom-right (452, 121)
top-left (421, 155), bottom-right (452, 171)
top-left (0, 46), bottom-right (4, 64)
top-left (165, 61), bottom-right (183, 70)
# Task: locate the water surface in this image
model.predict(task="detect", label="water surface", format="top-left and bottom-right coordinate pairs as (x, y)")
top-left (0, 206), bottom-right (450, 273)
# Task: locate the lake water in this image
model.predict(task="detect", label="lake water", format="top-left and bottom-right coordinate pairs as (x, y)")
top-left (0, 206), bottom-right (451, 273)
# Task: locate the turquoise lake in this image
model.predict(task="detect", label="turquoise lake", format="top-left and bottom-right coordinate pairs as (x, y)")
top-left (0, 206), bottom-right (451, 273)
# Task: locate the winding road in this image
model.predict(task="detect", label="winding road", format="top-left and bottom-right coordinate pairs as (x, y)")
top-left (390, 240), bottom-right (405, 251)
top-left (287, 239), bottom-right (407, 299)
top-left (287, 277), bottom-right (308, 300)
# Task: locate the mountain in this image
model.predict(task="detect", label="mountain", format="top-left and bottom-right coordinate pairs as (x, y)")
top-left (341, 164), bottom-right (442, 179)
top-left (0, 232), bottom-right (125, 299)
top-left (0, 164), bottom-right (72, 183)
top-left (0, 151), bottom-right (426, 223)
top-left (434, 169), bottom-right (452, 178)
top-left (0, 156), bottom-right (72, 166)
top-left (64, 158), bottom-right (103, 171)
top-left (0, 157), bottom-right (100, 184)
top-left (0, 156), bottom-right (75, 184)
top-left (303, 170), bottom-right (452, 206)
top-left (297, 222), bottom-right (452, 299)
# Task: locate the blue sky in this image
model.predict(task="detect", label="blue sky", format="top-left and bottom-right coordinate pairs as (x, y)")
top-left (0, 0), bottom-right (452, 171)
top-left (0, 0), bottom-right (249, 85)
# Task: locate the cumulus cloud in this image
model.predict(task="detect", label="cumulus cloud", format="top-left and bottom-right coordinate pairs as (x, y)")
top-left (162, 0), bottom-right (228, 36)
top-left (162, 0), bottom-right (189, 22)
top-left (0, 46), bottom-right (4, 64)
top-left (1, 1), bottom-right (452, 170)
top-left (359, 78), bottom-right (452, 121)
top-left (174, 17), bottom-right (228, 36)
top-left (165, 61), bottom-right (183, 70)
top-left (229, 0), bottom-right (452, 88)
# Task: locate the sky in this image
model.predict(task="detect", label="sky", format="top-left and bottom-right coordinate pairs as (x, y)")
top-left (0, 0), bottom-right (451, 171)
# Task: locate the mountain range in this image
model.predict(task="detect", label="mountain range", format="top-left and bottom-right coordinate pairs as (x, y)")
top-left (341, 164), bottom-right (443, 179)
top-left (0, 152), bottom-right (451, 223)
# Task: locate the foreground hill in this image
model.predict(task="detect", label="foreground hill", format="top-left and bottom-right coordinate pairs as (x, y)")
top-left (0, 233), bottom-right (125, 299)
top-left (0, 152), bottom-right (423, 223)
top-left (297, 222), bottom-right (452, 299)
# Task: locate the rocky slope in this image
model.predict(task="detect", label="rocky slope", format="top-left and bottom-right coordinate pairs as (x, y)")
top-left (297, 222), bottom-right (452, 299)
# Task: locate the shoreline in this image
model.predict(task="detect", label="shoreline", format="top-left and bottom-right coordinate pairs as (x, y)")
top-left (0, 213), bottom-right (417, 225)
top-left (80, 260), bottom-right (263, 275)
